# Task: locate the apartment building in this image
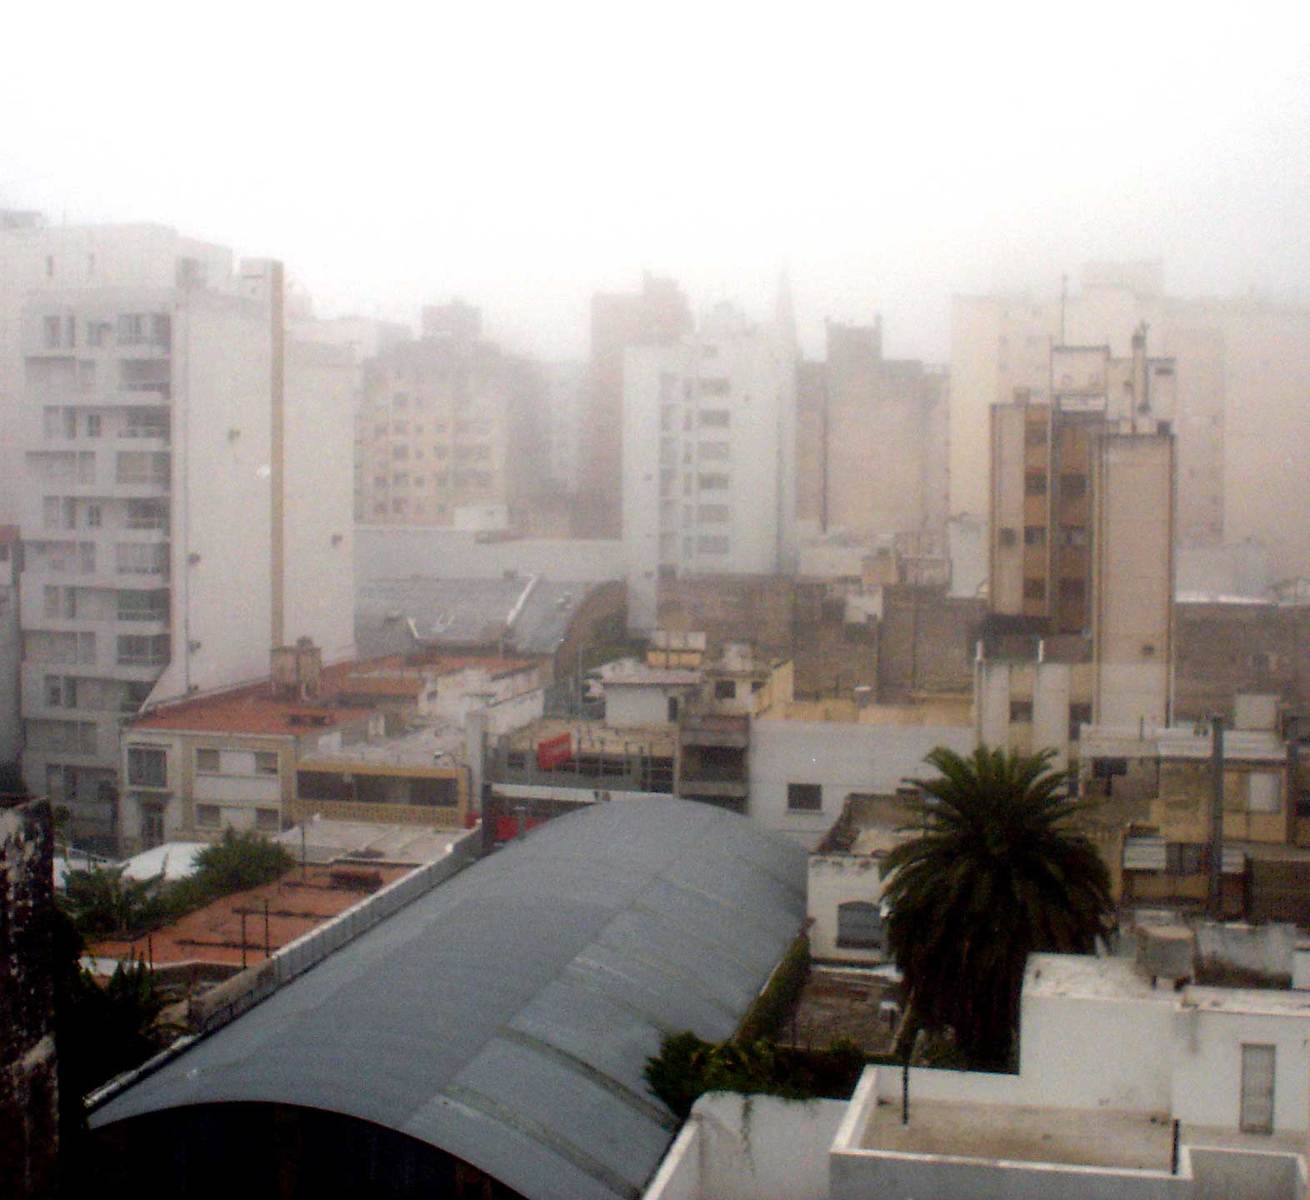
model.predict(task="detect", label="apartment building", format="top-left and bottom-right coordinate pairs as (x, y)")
top-left (353, 301), bottom-right (543, 531)
top-left (3, 222), bottom-right (354, 848)
top-left (796, 318), bottom-right (948, 543)
top-left (979, 329), bottom-right (1176, 761)
top-left (952, 263), bottom-right (1310, 576)
top-left (579, 273), bottom-right (693, 537)
top-left (623, 302), bottom-right (798, 631)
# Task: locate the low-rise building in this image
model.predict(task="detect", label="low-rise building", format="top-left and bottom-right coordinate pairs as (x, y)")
top-left (117, 646), bottom-right (540, 853)
top-left (647, 945), bottom-right (1310, 1200)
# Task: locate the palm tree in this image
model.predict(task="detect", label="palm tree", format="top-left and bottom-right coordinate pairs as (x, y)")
top-left (883, 745), bottom-right (1114, 1069)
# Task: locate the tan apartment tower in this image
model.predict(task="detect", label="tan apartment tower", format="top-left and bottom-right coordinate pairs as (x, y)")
top-left (980, 328), bottom-right (1176, 757)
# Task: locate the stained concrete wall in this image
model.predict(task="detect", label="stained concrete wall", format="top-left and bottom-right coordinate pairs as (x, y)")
top-left (645, 1092), bottom-right (848, 1200)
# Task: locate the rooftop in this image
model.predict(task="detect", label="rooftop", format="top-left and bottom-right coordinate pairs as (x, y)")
top-left (87, 861), bottom-right (413, 969)
top-left (128, 654), bottom-right (533, 737)
top-left (274, 819), bottom-right (467, 865)
top-left (90, 799), bottom-right (808, 1200)
top-left (298, 722), bottom-right (466, 767)
top-left (356, 575), bottom-right (606, 657)
top-left (862, 1096), bottom-right (1173, 1170)
top-left (503, 716), bottom-right (679, 756)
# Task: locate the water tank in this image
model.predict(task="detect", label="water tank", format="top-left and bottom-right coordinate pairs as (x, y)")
top-left (1136, 924), bottom-right (1196, 982)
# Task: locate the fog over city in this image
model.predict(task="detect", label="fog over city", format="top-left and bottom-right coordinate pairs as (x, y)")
top-left (7, 7), bottom-right (1310, 1200)
top-left (4, 2), bottom-right (1310, 359)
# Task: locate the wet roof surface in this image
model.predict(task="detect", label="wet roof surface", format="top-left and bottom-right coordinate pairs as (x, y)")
top-left (91, 798), bottom-right (807, 1200)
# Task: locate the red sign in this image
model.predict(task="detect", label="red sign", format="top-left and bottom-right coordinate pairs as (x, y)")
top-left (536, 732), bottom-right (573, 770)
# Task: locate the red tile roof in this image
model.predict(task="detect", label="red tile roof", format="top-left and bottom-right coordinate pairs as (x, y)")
top-left (88, 863), bottom-right (412, 968)
top-left (128, 654), bottom-right (538, 736)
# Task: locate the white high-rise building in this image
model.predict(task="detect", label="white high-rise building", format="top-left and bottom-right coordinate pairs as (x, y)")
top-left (623, 303), bottom-right (797, 632)
top-left (0, 223), bottom-right (354, 847)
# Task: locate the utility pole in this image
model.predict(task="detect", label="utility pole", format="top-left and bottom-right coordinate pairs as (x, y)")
top-left (1207, 714), bottom-right (1225, 920)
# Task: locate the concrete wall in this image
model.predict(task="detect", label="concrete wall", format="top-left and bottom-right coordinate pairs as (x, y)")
top-left (605, 684), bottom-right (684, 729)
top-left (1094, 434), bottom-right (1174, 729)
top-left (282, 337), bottom-right (356, 664)
top-left (749, 717), bottom-right (976, 845)
top-left (808, 853), bottom-right (886, 963)
top-left (644, 1092), bottom-right (848, 1200)
top-left (1175, 602), bottom-right (1310, 725)
top-left (1172, 1006), bottom-right (1310, 1132)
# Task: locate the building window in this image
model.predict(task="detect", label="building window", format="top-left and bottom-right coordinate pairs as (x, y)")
top-left (1165, 843), bottom-right (1206, 876)
top-left (1024, 425), bottom-right (1047, 447)
top-left (698, 473), bottom-right (729, 491)
top-left (117, 590), bottom-right (169, 622)
top-left (697, 504), bottom-right (730, 523)
top-left (699, 378), bottom-right (730, 396)
top-left (196, 804), bottom-right (221, 828)
top-left (836, 900), bottom-right (884, 949)
top-left (699, 410), bottom-right (730, 428)
top-left (787, 783), bottom-right (822, 812)
top-left (998, 527), bottom-right (1017, 547)
top-left (697, 535), bottom-right (730, 555)
top-left (256, 808), bottom-right (281, 831)
top-left (714, 680), bottom-right (736, 700)
top-left (1024, 526), bottom-right (1046, 547)
top-left (1068, 703), bottom-right (1092, 742)
top-left (1059, 578), bottom-right (1086, 605)
top-left (254, 751), bottom-right (278, 776)
top-left (127, 746), bottom-right (167, 788)
top-left (116, 634), bottom-right (169, 665)
top-left (196, 748), bottom-right (220, 774)
top-left (1023, 578), bottom-right (1046, 601)
top-left (1009, 700), bottom-right (1034, 723)
top-left (1024, 471), bottom-right (1047, 496)
top-left (1060, 526), bottom-right (1090, 548)
top-left (1061, 474), bottom-right (1088, 500)
top-left (1248, 772), bottom-right (1281, 814)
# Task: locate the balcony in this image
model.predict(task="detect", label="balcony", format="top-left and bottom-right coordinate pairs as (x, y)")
top-left (488, 747), bottom-right (674, 795)
top-left (680, 713), bottom-right (750, 749)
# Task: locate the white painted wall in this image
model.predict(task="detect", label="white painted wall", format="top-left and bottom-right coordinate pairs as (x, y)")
top-left (605, 683), bottom-right (687, 729)
top-left (808, 854), bottom-right (887, 963)
top-left (283, 337), bottom-right (356, 663)
top-left (644, 1093), bottom-right (848, 1200)
top-left (749, 718), bottom-right (976, 846)
top-left (1171, 1005), bottom-right (1310, 1132)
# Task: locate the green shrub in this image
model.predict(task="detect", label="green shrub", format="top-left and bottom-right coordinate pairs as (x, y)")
top-left (644, 1031), bottom-right (865, 1120)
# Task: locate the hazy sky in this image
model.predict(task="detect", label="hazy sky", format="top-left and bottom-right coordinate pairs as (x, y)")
top-left (3, 2), bottom-right (1309, 361)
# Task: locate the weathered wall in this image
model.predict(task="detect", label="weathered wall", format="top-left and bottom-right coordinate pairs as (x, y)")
top-left (877, 586), bottom-right (984, 701)
top-left (1175, 602), bottom-right (1310, 724)
top-left (658, 575), bottom-right (796, 658)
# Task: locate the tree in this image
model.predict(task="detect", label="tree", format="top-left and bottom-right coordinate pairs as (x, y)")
top-left (882, 745), bottom-right (1114, 1069)
top-left (190, 827), bottom-right (294, 894)
top-left (62, 865), bottom-right (162, 937)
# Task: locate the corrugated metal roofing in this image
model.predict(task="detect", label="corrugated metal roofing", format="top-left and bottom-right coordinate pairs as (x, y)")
top-left (356, 577), bottom-right (603, 659)
top-left (90, 798), bottom-right (807, 1200)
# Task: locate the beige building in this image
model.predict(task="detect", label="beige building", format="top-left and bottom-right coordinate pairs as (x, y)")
top-left (798, 319), bottom-right (948, 543)
top-left (980, 329), bottom-right (1176, 761)
top-left (952, 263), bottom-right (1310, 576)
top-left (353, 301), bottom-right (543, 531)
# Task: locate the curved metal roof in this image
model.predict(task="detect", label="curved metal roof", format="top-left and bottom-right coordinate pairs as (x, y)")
top-left (91, 798), bottom-right (807, 1200)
